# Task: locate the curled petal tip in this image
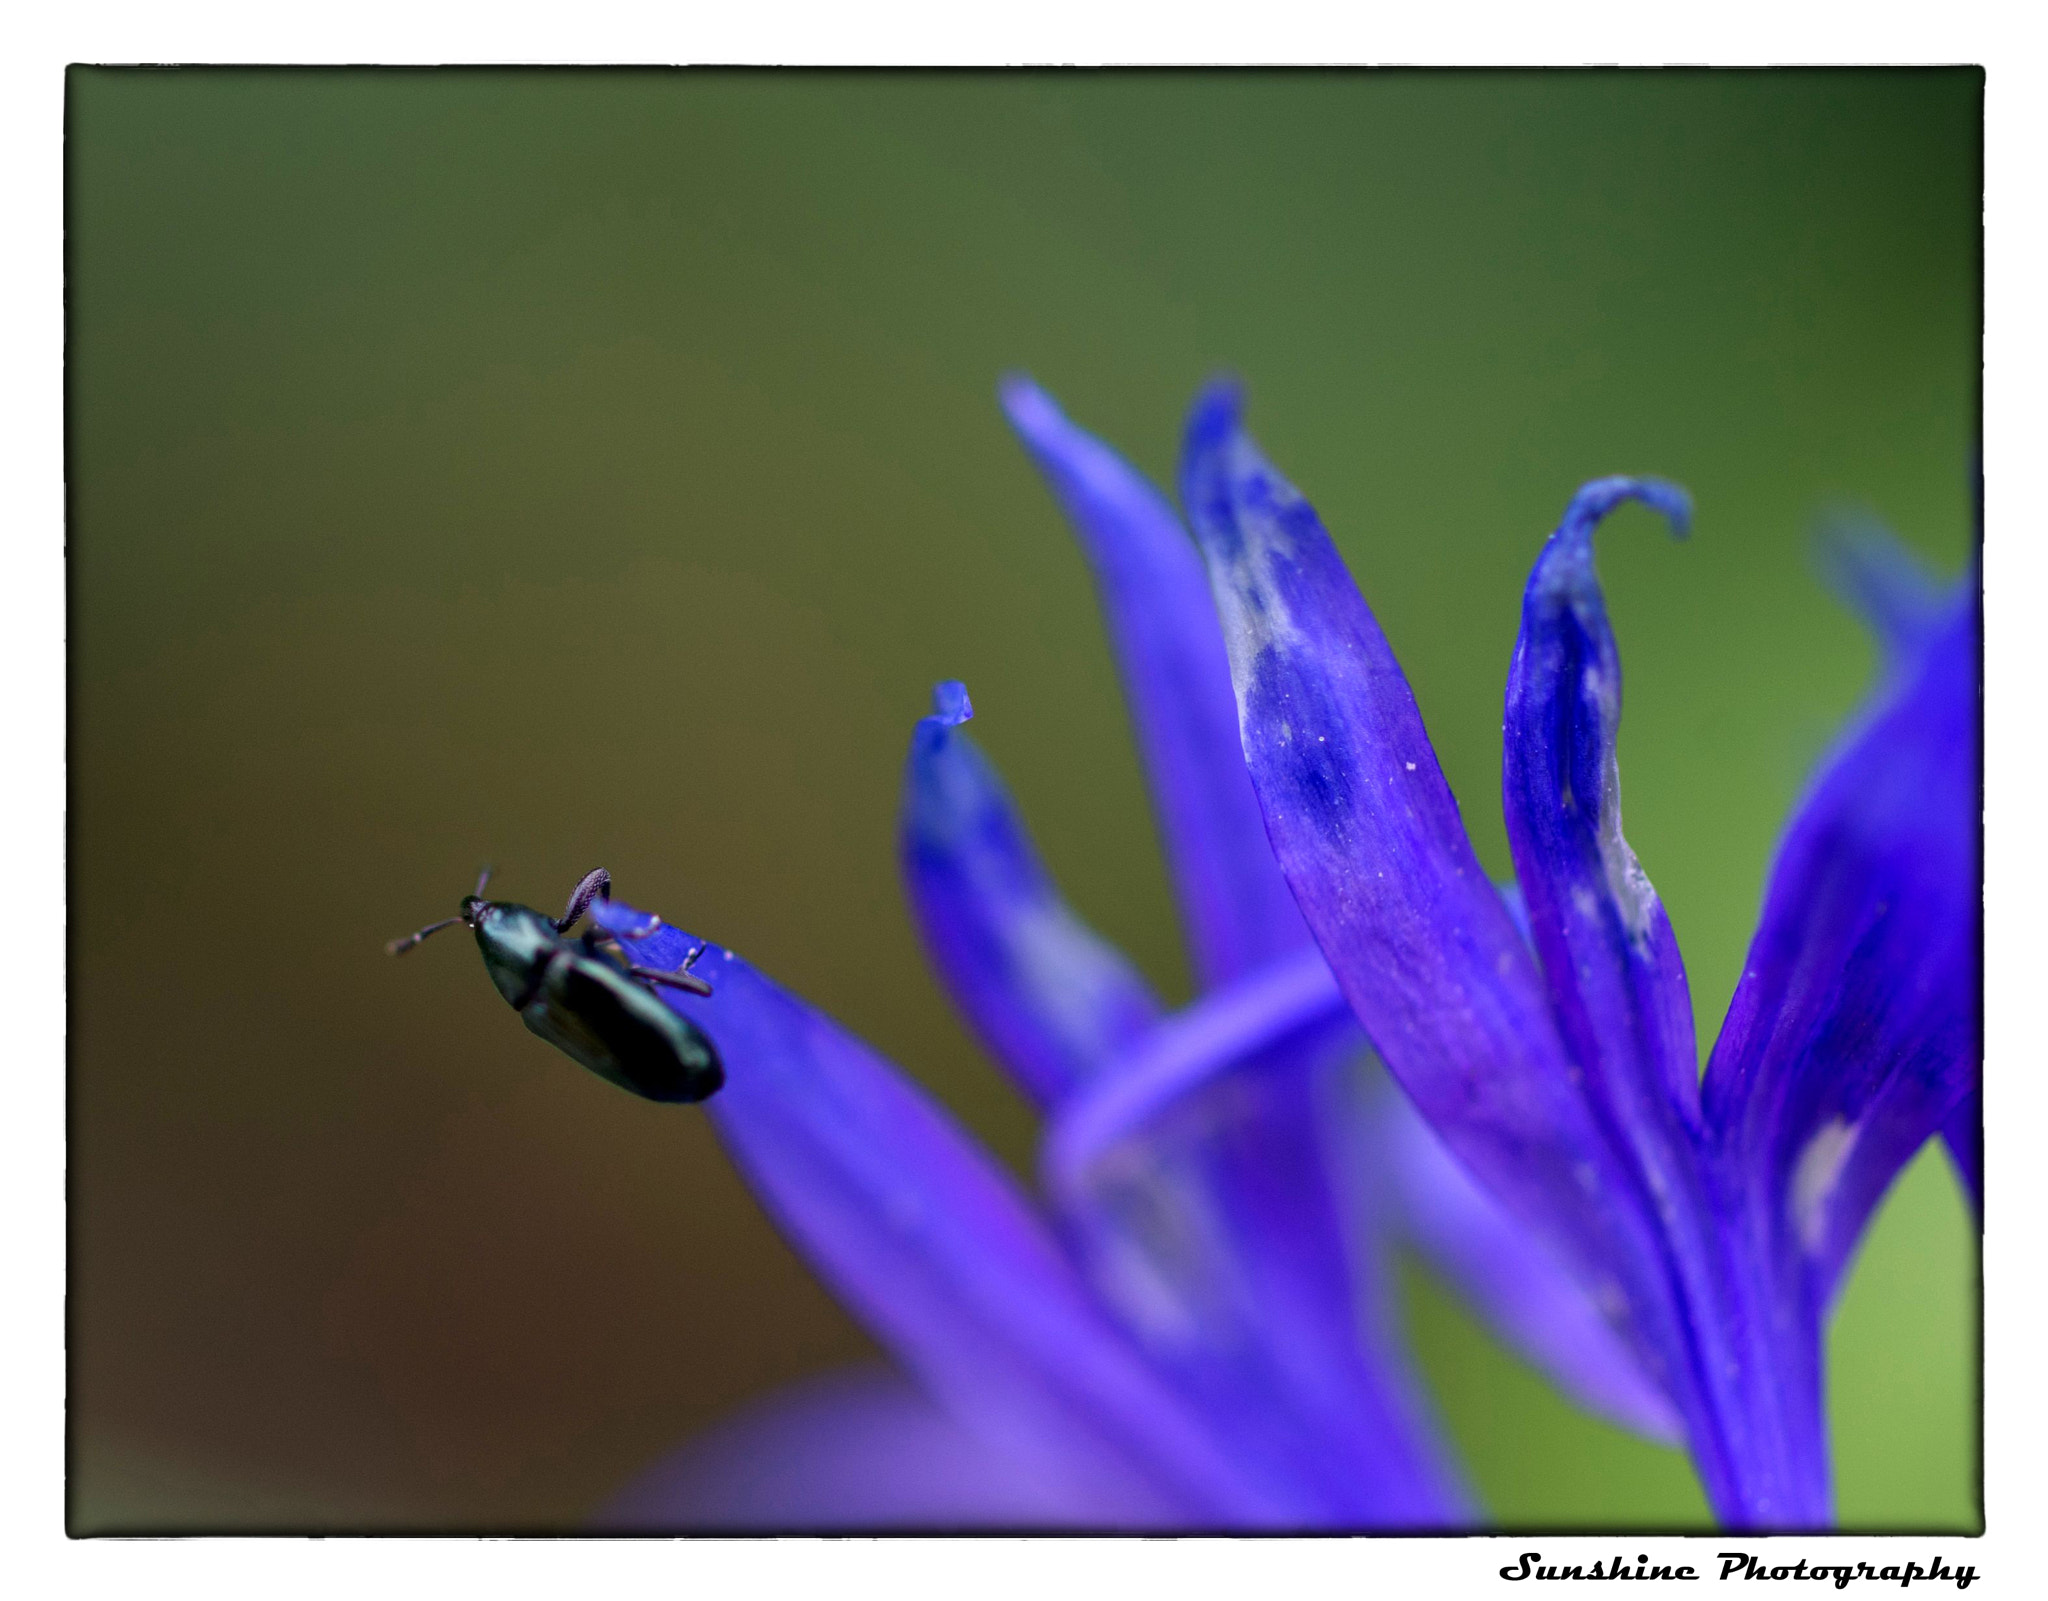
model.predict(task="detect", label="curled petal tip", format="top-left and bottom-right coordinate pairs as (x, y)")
top-left (1558, 476), bottom-right (1693, 546)
top-left (930, 679), bottom-right (974, 726)
top-left (1533, 478), bottom-right (1692, 609)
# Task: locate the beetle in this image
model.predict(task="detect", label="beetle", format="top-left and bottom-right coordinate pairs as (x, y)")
top-left (386, 867), bottom-right (724, 1103)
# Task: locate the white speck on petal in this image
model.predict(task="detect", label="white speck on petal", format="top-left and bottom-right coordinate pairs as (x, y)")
top-left (1790, 1118), bottom-right (1861, 1254)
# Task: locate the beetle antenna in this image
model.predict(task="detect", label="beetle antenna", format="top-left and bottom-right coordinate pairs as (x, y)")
top-left (385, 917), bottom-right (465, 957)
top-left (554, 867), bottom-right (613, 931)
top-left (474, 865), bottom-right (494, 899)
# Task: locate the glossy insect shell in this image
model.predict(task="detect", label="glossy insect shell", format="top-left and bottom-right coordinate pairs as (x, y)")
top-left (469, 901), bottom-right (723, 1103)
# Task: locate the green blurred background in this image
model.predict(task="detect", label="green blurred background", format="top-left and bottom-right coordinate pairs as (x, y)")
top-left (67, 69), bottom-right (1980, 1533)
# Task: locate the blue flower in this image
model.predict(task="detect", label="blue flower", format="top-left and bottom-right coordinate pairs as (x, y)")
top-left (593, 378), bottom-right (1975, 1532)
top-left (1179, 382), bottom-right (1979, 1528)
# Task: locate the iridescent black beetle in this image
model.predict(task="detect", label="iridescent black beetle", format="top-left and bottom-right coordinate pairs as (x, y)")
top-left (387, 868), bottom-right (724, 1103)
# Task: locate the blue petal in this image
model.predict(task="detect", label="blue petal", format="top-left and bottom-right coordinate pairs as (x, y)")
top-left (1816, 512), bottom-right (1953, 666)
top-left (1379, 1090), bottom-right (1684, 1444)
top-left (1493, 481), bottom-right (1759, 1468)
top-left (1002, 383), bottom-right (1477, 1521)
top-left (596, 1366), bottom-right (1166, 1530)
top-left (903, 670), bottom-right (1469, 1522)
top-left (1702, 586), bottom-right (1980, 1308)
top-left (1043, 944), bottom-right (1348, 1176)
top-left (900, 681), bottom-right (1161, 1109)
top-left (588, 897), bottom-right (1290, 1525)
top-left (1043, 946), bottom-right (1473, 1527)
top-left (1002, 376), bottom-right (1315, 985)
top-left (1819, 518), bottom-right (1982, 1219)
top-left (1178, 383), bottom-right (1683, 1405)
top-left (1383, 873), bottom-right (1682, 1440)
top-left (1503, 482), bottom-right (1857, 1522)
top-left (1502, 477), bottom-right (1702, 1134)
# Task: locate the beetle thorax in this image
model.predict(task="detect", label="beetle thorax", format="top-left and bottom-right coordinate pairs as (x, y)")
top-left (470, 902), bottom-right (566, 1009)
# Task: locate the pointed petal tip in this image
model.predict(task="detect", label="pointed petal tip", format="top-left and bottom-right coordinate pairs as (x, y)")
top-left (1810, 510), bottom-right (1958, 661)
top-left (1178, 378), bottom-right (1260, 560)
top-left (898, 671), bottom-right (1160, 1110)
top-left (997, 371), bottom-right (1058, 431)
top-left (990, 367), bottom-right (1318, 987)
top-left (929, 679), bottom-right (974, 727)
top-left (1182, 376), bottom-right (1246, 456)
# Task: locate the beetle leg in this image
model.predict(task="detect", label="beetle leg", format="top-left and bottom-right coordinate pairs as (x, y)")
top-left (628, 963), bottom-right (714, 997)
top-left (588, 934), bottom-right (648, 972)
top-left (553, 867), bottom-right (613, 931)
top-left (589, 929), bottom-right (715, 998)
